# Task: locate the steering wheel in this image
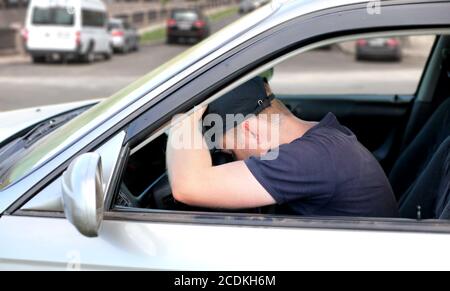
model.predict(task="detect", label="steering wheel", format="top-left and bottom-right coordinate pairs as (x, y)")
top-left (117, 151), bottom-right (235, 209)
top-left (118, 172), bottom-right (171, 208)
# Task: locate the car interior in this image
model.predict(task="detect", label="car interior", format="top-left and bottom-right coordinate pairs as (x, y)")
top-left (113, 33), bottom-right (450, 221)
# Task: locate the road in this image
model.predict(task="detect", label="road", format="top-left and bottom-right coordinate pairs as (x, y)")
top-left (0, 13), bottom-right (431, 111)
top-left (0, 14), bottom-right (240, 111)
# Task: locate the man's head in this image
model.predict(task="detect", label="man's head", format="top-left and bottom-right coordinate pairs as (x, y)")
top-left (203, 76), bottom-right (293, 160)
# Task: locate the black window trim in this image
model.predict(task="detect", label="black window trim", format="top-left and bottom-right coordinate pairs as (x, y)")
top-left (106, 207), bottom-right (450, 234)
top-left (13, 208), bottom-right (450, 235)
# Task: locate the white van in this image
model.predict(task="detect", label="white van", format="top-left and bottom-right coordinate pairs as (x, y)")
top-left (24, 0), bottom-right (112, 63)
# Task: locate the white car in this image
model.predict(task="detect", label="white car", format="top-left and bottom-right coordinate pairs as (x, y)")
top-left (108, 18), bottom-right (139, 54)
top-left (1, 0), bottom-right (450, 271)
top-left (24, 0), bottom-right (112, 63)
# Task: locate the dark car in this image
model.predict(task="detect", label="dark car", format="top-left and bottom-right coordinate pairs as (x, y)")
top-left (166, 8), bottom-right (211, 44)
top-left (356, 37), bottom-right (402, 61)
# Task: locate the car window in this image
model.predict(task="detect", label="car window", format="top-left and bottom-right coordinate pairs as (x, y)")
top-left (108, 22), bottom-right (122, 31)
top-left (32, 7), bottom-right (74, 26)
top-left (82, 10), bottom-right (106, 27)
top-left (110, 33), bottom-right (442, 221)
top-left (173, 11), bottom-right (198, 22)
top-left (270, 35), bottom-right (435, 96)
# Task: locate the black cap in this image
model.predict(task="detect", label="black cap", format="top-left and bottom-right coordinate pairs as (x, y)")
top-left (203, 76), bottom-right (274, 135)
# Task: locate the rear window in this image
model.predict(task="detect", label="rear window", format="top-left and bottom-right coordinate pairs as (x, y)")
top-left (173, 11), bottom-right (199, 21)
top-left (82, 10), bottom-right (106, 27)
top-left (32, 7), bottom-right (75, 26)
top-left (108, 22), bottom-right (122, 31)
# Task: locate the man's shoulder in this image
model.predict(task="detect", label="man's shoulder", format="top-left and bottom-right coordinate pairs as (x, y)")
top-left (251, 135), bottom-right (335, 173)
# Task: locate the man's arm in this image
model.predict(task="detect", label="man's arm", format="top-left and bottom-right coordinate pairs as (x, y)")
top-left (166, 107), bottom-right (276, 209)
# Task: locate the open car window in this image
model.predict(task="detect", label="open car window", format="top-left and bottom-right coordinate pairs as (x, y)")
top-left (271, 36), bottom-right (435, 97)
top-left (111, 33), bottom-right (450, 224)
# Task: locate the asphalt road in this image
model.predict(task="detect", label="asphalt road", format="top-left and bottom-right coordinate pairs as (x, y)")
top-left (0, 13), bottom-right (430, 111)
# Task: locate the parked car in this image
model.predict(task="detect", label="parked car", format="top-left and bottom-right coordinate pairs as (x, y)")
top-left (239, 0), bottom-right (270, 14)
top-left (24, 0), bottom-right (112, 63)
top-left (1, 0), bottom-right (450, 270)
top-left (166, 8), bottom-right (210, 44)
top-left (356, 37), bottom-right (403, 61)
top-left (108, 18), bottom-right (139, 54)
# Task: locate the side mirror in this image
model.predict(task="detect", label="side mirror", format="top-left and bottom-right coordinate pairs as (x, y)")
top-left (62, 153), bottom-right (104, 237)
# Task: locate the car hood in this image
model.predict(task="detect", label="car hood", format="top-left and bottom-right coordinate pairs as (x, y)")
top-left (0, 99), bottom-right (102, 143)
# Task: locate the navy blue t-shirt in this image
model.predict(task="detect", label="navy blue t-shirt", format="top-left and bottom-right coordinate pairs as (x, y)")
top-left (245, 113), bottom-right (399, 218)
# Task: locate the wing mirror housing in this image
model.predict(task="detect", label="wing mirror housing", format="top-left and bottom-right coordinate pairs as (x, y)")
top-left (62, 153), bottom-right (104, 237)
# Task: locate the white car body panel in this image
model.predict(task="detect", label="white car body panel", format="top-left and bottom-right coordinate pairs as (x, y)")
top-left (1, 215), bottom-right (450, 271)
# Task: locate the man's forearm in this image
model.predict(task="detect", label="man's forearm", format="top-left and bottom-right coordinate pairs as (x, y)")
top-left (166, 109), bottom-right (276, 209)
top-left (167, 112), bottom-right (212, 196)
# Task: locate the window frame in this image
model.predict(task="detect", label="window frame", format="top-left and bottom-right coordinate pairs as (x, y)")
top-left (108, 34), bottom-right (450, 234)
top-left (9, 1), bottom-right (450, 235)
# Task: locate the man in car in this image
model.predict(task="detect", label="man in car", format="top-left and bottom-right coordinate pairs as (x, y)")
top-left (166, 76), bottom-right (399, 217)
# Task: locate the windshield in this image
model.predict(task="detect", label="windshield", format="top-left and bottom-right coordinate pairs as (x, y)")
top-left (32, 7), bottom-right (75, 26)
top-left (0, 4), bottom-right (277, 191)
top-left (108, 22), bottom-right (122, 31)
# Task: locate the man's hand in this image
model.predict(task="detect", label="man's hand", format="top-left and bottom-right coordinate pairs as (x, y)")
top-left (169, 105), bottom-right (206, 136)
top-left (166, 106), bottom-right (276, 209)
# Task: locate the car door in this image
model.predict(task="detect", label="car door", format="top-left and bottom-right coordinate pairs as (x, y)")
top-left (1, 0), bottom-right (450, 271)
top-left (4, 210), bottom-right (450, 270)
